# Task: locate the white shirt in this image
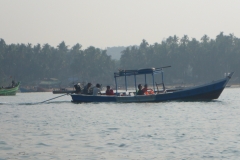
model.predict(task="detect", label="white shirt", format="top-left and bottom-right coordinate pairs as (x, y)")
top-left (92, 87), bottom-right (101, 96)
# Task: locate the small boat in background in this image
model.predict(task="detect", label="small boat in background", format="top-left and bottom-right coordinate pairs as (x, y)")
top-left (0, 82), bottom-right (20, 96)
top-left (36, 86), bottom-right (53, 92)
top-left (20, 86), bottom-right (37, 92)
top-left (36, 78), bottom-right (61, 92)
top-left (53, 88), bottom-right (76, 94)
top-left (52, 82), bottom-right (82, 94)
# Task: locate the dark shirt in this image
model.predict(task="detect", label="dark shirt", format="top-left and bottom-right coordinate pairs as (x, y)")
top-left (137, 89), bottom-right (144, 95)
top-left (83, 85), bottom-right (91, 95)
top-left (12, 81), bottom-right (15, 87)
top-left (74, 84), bottom-right (81, 93)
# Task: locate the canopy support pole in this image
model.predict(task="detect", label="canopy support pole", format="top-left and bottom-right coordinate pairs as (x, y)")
top-left (115, 76), bottom-right (118, 95)
top-left (145, 74), bottom-right (147, 85)
top-left (152, 72), bottom-right (155, 92)
top-left (134, 74), bottom-right (137, 93)
top-left (161, 70), bottom-right (165, 90)
top-left (125, 72), bottom-right (127, 91)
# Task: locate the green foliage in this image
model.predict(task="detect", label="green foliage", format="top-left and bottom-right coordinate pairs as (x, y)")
top-left (120, 33), bottom-right (240, 85)
top-left (1, 32), bottom-right (240, 87)
top-left (0, 40), bottom-right (116, 86)
top-left (106, 46), bottom-right (126, 60)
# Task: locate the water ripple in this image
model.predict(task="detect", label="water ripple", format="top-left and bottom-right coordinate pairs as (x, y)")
top-left (0, 90), bottom-right (240, 159)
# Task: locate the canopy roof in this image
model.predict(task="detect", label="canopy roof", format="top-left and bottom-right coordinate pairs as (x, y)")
top-left (114, 66), bottom-right (171, 77)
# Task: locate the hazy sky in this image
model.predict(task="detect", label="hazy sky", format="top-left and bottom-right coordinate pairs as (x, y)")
top-left (1, 0), bottom-right (240, 49)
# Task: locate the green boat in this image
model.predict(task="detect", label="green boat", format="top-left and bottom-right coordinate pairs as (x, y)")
top-left (0, 82), bottom-right (20, 96)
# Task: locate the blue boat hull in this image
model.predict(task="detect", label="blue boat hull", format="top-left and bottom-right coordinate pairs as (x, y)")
top-left (71, 73), bottom-right (232, 103)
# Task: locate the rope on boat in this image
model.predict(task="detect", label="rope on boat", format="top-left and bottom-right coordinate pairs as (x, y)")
top-left (38, 93), bottom-right (69, 104)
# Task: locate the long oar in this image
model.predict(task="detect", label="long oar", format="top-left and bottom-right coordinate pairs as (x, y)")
top-left (38, 93), bottom-right (69, 104)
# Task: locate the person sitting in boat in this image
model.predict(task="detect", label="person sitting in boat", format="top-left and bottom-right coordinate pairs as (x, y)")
top-left (74, 83), bottom-right (82, 93)
top-left (83, 83), bottom-right (92, 95)
top-left (142, 84), bottom-right (154, 95)
top-left (106, 86), bottom-right (114, 95)
top-left (93, 83), bottom-right (102, 96)
top-left (12, 80), bottom-right (15, 87)
top-left (137, 84), bottom-right (144, 95)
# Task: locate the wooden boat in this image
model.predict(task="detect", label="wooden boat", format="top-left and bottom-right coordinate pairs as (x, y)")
top-left (0, 82), bottom-right (20, 96)
top-left (20, 86), bottom-right (37, 92)
top-left (53, 88), bottom-right (76, 94)
top-left (36, 78), bottom-right (61, 92)
top-left (71, 66), bottom-right (234, 103)
top-left (36, 87), bottom-right (53, 92)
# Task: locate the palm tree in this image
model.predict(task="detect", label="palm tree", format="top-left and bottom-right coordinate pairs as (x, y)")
top-left (57, 41), bottom-right (68, 53)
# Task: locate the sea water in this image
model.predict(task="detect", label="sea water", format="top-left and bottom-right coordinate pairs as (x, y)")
top-left (0, 88), bottom-right (240, 160)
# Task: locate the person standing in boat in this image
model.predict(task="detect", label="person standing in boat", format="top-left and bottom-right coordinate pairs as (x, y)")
top-left (106, 86), bottom-right (114, 95)
top-left (93, 83), bottom-right (102, 96)
top-left (83, 83), bottom-right (92, 95)
top-left (137, 84), bottom-right (144, 95)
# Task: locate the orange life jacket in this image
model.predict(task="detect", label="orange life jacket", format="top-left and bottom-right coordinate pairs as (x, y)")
top-left (144, 89), bottom-right (154, 95)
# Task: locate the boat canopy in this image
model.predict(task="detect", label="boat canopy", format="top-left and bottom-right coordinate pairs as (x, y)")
top-left (114, 66), bottom-right (171, 93)
top-left (114, 67), bottom-right (168, 77)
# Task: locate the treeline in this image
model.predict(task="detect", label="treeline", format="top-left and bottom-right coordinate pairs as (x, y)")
top-left (0, 40), bottom-right (116, 86)
top-left (106, 46), bottom-right (126, 60)
top-left (120, 32), bottom-right (240, 85)
top-left (0, 32), bottom-right (240, 87)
